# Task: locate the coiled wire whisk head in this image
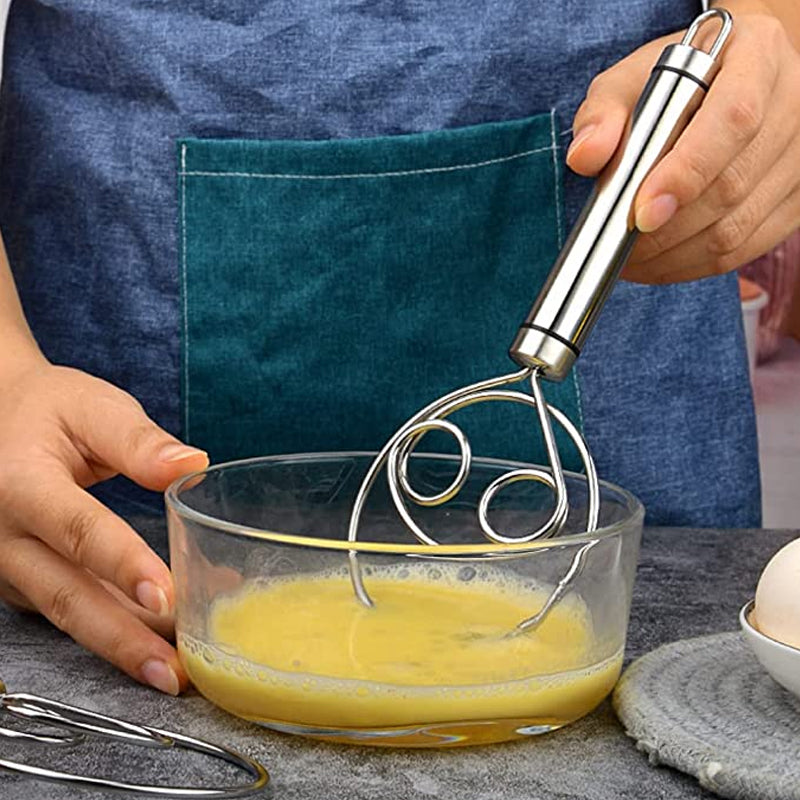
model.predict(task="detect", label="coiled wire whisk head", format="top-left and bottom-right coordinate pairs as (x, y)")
top-left (346, 366), bottom-right (601, 634)
top-left (0, 678), bottom-right (269, 797)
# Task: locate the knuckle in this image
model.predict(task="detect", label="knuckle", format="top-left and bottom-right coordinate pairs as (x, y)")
top-left (676, 150), bottom-right (715, 202)
top-left (0, 460), bottom-right (35, 510)
top-left (61, 506), bottom-right (101, 565)
top-left (715, 161), bottom-right (751, 209)
top-left (47, 582), bottom-right (83, 632)
top-left (572, 99), bottom-right (590, 129)
top-left (0, 543), bottom-right (33, 609)
top-left (121, 420), bottom-right (161, 456)
top-left (725, 96), bottom-right (763, 142)
top-left (127, 394), bottom-right (146, 414)
top-left (92, 388), bottom-right (146, 420)
top-left (585, 72), bottom-right (609, 101)
top-left (709, 209), bottom-right (754, 256)
top-left (103, 628), bottom-right (131, 668)
top-left (0, 465), bottom-right (18, 512)
top-left (112, 541), bottom-right (143, 590)
top-left (112, 385), bottom-right (146, 414)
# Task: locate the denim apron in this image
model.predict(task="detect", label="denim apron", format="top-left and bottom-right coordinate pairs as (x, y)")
top-left (0, 0), bottom-right (761, 527)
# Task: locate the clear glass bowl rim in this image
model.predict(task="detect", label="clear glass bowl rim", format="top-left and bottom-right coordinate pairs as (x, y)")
top-left (165, 451), bottom-right (644, 556)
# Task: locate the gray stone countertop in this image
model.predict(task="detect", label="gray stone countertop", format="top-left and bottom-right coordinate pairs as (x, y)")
top-left (0, 521), bottom-right (796, 800)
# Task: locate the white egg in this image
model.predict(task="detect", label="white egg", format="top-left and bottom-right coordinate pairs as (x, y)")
top-left (754, 537), bottom-right (800, 650)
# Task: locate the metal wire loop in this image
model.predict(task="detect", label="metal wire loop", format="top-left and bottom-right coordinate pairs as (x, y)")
top-left (347, 368), bottom-right (601, 622)
top-left (0, 689), bottom-right (270, 798)
top-left (682, 7), bottom-right (733, 60)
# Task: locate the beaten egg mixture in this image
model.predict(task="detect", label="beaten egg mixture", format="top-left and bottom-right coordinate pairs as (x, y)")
top-left (180, 565), bottom-right (621, 744)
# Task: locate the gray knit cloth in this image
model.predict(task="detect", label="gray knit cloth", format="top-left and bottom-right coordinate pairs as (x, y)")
top-left (613, 633), bottom-right (800, 799)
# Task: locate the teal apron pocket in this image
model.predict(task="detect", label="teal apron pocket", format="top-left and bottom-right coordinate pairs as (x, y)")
top-left (178, 113), bottom-right (584, 469)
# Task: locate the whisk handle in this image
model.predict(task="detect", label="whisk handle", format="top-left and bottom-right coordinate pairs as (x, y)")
top-left (509, 8), bottom-right (733, 382)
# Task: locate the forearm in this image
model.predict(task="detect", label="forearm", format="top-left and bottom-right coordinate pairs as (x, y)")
top-left (0, 232), bottom-right (45, 372)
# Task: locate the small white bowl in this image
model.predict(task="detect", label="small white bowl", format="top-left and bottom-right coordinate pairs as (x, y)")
top-left (740, 600), bottom-right (800, 700)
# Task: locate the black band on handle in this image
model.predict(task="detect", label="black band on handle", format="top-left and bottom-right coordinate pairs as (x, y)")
top-left (518, 323), bottom-right (581, 358)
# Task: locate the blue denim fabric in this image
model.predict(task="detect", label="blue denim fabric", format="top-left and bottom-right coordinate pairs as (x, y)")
top-left (0, 0), bottom-right (761, 526)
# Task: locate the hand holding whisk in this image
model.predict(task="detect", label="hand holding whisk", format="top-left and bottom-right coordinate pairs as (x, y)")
top-left (347, 8), bottom-right (734, 631)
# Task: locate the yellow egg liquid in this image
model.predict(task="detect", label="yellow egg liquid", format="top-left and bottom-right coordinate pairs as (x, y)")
top-left (179, 565), bottom-right (621, 747)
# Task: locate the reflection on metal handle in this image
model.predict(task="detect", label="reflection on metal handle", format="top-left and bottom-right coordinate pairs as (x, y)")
top-left (509, 8), bottom-right (733, 382)
top-left (0, 682), bottom-right (270, 798)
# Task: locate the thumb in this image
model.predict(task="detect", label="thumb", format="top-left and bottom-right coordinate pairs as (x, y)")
top-left (75, 387), bottom-right (209, 492)
top-left (566, 106), bottom-right (628, 178)
top-left (566, 40), bottom-right (669, 177)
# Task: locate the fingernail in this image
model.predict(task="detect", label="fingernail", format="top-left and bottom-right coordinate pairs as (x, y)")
top-left (567, 125), bottom-right (596, 160)
top-left (159, 443), bottom-right (207, 463)
top-left (636, 194), bottom-right (679, 233)
top-left (136, 581), bottom-right (170, 616)
top-left (141, 659), bottom-right (180, 696)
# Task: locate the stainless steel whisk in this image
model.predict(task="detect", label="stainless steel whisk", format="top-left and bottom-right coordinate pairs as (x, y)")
top-left (0, 12), bottom-right (734, 794)
top-left (347, 8), bottom-right (733, 628)
top-left (0, 677), bottom-right (269, 797)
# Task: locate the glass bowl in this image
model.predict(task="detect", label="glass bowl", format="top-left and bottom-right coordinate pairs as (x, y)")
top-left (166, 452), bottom-right (643, 748)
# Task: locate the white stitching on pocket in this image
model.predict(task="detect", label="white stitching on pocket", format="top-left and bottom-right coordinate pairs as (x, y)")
top-left (179, 144), bottom-right (554, 181)
top-left (549, 109), bottom-right (564, 250)
top-left (180, 143), bottom-right (191, 442)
